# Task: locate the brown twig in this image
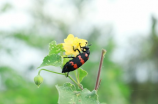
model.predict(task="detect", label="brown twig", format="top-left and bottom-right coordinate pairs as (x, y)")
top-left (97, 79), bottom-right (102, 90)
top-left (94, 49), bottom-right (106, 90)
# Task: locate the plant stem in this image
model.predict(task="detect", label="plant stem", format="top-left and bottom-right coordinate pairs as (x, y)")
top-left (74, 71), bottom-right (80, 84)
top-left (68, 75), bottom-right (83, 90)
top-left (38, 69), bottom-right (65, 75)
top-left (38, 69), bottom-right (83, 90)
top-left (94, 49), bottom-right (106, 90)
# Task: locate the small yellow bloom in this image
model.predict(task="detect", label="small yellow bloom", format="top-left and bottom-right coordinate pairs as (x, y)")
top-left (63, 34), bottom-right (88, 56)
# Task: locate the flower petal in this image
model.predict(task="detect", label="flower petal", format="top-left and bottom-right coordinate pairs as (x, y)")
top-left (63, 34), bottom-right (88, 56)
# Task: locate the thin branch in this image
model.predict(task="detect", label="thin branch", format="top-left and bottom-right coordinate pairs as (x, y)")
top-left (68, 75), bottom-right (83, 90)
top-left (38, 69), bottom-right (65, 75)
top-left (38, 68), bottom-right (83, 90)
top-left (97, 79), bottom-right (102, 90)
top-left (94, 49), bottom-right (106, 90)
top-left (74, 70), bottom-right (79, 84)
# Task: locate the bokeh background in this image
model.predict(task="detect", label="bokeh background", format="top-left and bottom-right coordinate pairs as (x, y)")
top-left (1, 0), bottom-right (158, 104)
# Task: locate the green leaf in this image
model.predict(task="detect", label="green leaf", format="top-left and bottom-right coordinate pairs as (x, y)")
top-left (78, 68), bottom-right (88, 83)
top-left (39, 54), bottom-right (62, 68)
top-left (49, 41), bottom-right (65, 55)
top-left (56, 83), bottom-right (105, 104)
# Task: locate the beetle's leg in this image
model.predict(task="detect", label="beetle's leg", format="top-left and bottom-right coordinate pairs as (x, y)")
top-left (66, 72), bottom-right (69, 77)
top-left (63, 56), bottom-right (75, 58)
top-left (73, 46), bottom-right (81, 53)
top-left (79, 43), bottom-right (82, 48)
top-left (80, 42), bottom-right (87, 48)
top-left (79, 43), bottom-right (87, 52)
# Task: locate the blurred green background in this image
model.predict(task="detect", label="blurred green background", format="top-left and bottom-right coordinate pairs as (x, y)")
top-left (0, 0), bottom-right (158, 104)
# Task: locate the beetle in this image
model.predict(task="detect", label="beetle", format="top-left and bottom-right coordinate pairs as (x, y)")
top-left (62, 42), bottom-right (90, 76)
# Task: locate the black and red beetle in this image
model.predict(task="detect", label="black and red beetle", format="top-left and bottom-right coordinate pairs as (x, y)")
top-left (62, 43), bottom-right (90, 76)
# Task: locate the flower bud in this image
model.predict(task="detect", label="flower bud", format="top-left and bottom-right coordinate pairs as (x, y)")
top-left (34, 75), bottom-right (43, 87)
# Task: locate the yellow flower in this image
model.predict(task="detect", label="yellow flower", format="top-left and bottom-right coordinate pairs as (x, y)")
top-left (63, 34), bottom-right (88, 56)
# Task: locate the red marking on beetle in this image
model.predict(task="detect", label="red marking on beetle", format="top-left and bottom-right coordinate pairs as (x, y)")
top-left (78, 55), bottom-right (85, 64)
top-left (70, 61), bottom-right (78, 69)
top-left (73, 64), bottom-right (78, 69)
top-left (69, 61), bottom-right (74, 65)
top-left (85, 53), bottom-right (88, 57)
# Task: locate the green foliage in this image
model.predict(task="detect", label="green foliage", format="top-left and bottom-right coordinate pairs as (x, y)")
top-left (13, 32), bottom-right (54, 48)
top-left (49, 41), bottom-right (65, 55)
top-left (0, 0), bottom-right (133, 104)
top-left (0, 66), bottom-right (58, 104)
top-left (38, 41), bottom-right (64, 68)
top-left (39, 54), bottom-right (62, 68)
top-left (78, 68), bottom-right (88, 83)
top-left (56, 83), bottom-right (106, 104)
top-left (35, 40), bottom-right (105, 103)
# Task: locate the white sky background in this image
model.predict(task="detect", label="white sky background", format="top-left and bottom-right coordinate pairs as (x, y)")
top-left (0, 0), bottom-right (158, 83)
